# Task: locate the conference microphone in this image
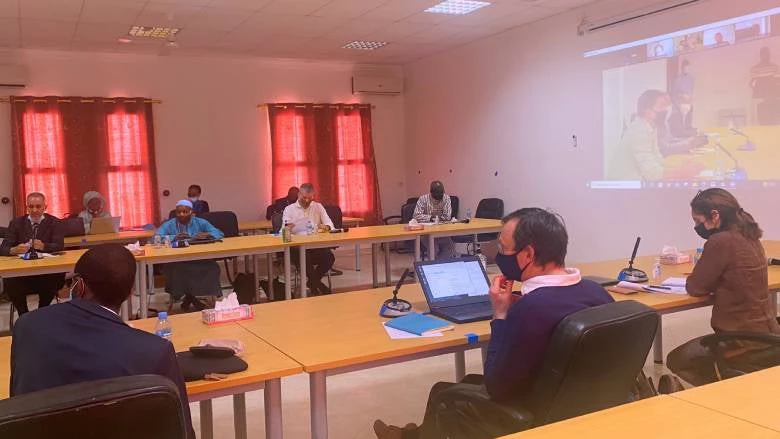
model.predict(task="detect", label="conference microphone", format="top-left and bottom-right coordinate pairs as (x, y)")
top-left (714, 141), bottom-right (747, 180)
top-left (455, 218), bottom-right (470, 224)
top-left (729, 127), bottom-right (756, 151)
top-left (768, 258), bottom-right (780, 266)
top-left (730, 127), bottom-right (749, 138)
top-left (24, 224), bottom-right (40, 260)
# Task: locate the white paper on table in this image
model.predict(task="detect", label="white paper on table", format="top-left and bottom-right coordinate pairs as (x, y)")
top-left (618, 281), bottom-right (687, 294)
top-left (383, 322), bottom-right (444, 339)
top-left (290, 217), bottom-right (314, 235)
top-left (662, 277), bottom-right (687, 288)
top-left (17, 252), bottom-right (59, 259)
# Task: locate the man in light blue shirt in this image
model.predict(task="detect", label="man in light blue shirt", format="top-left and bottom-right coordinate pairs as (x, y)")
top-left (156, 200), bottom-right (224, 311)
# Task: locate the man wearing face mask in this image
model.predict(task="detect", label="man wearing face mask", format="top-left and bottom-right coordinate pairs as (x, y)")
top-left (412, 181), bottom-right (456, 259)
top-left (156, 200), bottom-right (224, 311)
top-left (0, 192), bottom-right (65, 315)
top-left (187, 184), bottom-right (210, 215)
top-left (77, 191), bottom-right (111, 234)
top-left (607, 89), bottom-right (668, 180)
top-left (373, 208), bottom-right (613, 439)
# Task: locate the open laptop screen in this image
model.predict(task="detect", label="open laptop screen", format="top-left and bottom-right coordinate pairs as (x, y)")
top-left (417, 258), bottom-right (490, 304)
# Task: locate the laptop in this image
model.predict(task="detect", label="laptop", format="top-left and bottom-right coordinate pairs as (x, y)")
top-left (415, 256), bottom-right (494, 324)
top-left (89, 216), bottom-right (121, 234)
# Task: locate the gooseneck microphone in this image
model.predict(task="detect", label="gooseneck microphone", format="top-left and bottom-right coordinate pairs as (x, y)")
top-left (618, 237), bottom-right (648, 283)
top-left (24, 224), bottom-right (40, 260)
top-left (380, 268), bottom-right (414, 317)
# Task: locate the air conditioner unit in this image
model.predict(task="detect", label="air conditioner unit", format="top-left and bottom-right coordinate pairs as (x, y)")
top-left (352, 76), bottom-right (403, 96)
top-left (0, 64), bottom-right (28, 88)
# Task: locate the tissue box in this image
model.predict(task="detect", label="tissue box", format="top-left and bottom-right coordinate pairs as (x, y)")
top-left (201, 304), bottom-right (253, 325)
top-left (660, 254), bottom-right (691, 265)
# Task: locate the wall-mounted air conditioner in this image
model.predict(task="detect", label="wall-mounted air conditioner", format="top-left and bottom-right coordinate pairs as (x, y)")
top-left (0, 64), bottom-right (28, 88)
top-left (352, 76), bottom-right (403, 96)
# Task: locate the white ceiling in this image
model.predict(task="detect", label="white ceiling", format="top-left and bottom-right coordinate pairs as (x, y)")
top-left (0, 0), bottom-right (601, 63)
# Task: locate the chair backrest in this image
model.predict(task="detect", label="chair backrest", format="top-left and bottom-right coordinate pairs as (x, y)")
top-left (527, 300), bottom-right (659, 425)
top-left (0, 226), bottom-right (7, 240)
top-left (61, 217), bottom-right (85, 237)
top-left (450, 195), bottom-right (459, 219)
top-left (168, 209), bottom-right (176, 220)
top-left (271, 213), bottom-right (283, 234)
top-left (401, 203), bottom-right (416, 224)
top-left (0, 375), bottom-right (188, 439)
top-left (324, 205), bottom-right (344, 229)
top-left (198, 211), bottom-right (239, 238)
top-left (475, 198), bottom-right (504, 242)
top-left (405, 197), bottom-right (419, 206)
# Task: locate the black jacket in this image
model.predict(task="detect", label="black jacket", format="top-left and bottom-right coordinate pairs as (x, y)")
top-left (10, 299), bottom-right (194, 437)
top-left (0, 214), bottom-right (64, 256)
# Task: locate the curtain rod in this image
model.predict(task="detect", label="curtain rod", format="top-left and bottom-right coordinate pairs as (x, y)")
top-left (257, 103), bottom-right (375, 109)
top-left (0, 98), bottom-right (162, 104)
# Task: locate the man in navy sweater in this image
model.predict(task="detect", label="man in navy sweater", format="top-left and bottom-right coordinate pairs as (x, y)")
top-left (374, 208), bottom-right (614, 439)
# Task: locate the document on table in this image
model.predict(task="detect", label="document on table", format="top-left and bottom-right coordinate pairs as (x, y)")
top-left (662, 277), bottom-right (687, 288)
top-left (383, 322), bottom-right (444, 339)
top-left (616, 281), bottom-right (688, 295)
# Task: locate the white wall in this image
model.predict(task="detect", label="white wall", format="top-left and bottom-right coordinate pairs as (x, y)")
top-left (0, 50), bottom-right (406, 224)
top-left (405, 0), bottom-right (780, 263)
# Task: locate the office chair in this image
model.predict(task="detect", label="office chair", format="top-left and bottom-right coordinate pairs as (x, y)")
top-left (198, 211), bottom-right (240, 285)
top-left (0, 375), bottom-right (189, 439)
top-left (666, 318), bottom-right (780, 387)
top-left (453, 198), bottom-right (504, 254)
top-left (432, 300), bottom-right (659, 439)
top-left (323, 205), bottom-right (344, 277)
top-left (60, 217), bottom-right (86, 238)
top-left (450, 195), bottom-right (460, 219)
top-left (384, 202), bottom-right (417, 254)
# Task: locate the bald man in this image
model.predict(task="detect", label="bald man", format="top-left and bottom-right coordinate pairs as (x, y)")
top-left (0, 192), bottom-right (65, 315)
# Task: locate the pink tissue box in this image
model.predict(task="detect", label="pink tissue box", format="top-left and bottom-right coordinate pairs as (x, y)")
top-left (660, 254), bottom-right (691, 265)
top-left (201, 304), bottom-right (253, 325)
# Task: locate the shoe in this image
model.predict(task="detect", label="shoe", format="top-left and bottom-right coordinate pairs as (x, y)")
top-left (658, 374), bottom-right (685, 394)
top-left (373, 420), bottom-right (403, 439)
top-left (317, 280), bottom-right (332, 294)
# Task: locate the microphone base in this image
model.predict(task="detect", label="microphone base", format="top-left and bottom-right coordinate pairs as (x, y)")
top-left (618, 268), bottom-right (648, 283)
top-left (380, 299), bottom-right (413, 318)
top-left (22, 251), bottom-right (40, 261)
top-left (738, 141), bottom-right (756, 151)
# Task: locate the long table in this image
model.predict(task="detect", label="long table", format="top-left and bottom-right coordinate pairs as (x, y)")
top-left (497, 395), bottom-right (779, 438)
top-left (0, 313), bottom-right (302, 439)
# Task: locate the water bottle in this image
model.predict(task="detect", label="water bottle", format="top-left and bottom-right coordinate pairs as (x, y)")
top-left (652, 258), bottom-right (662, 281)
top-left (282, 224), bottom-right (292, 243)
top-left (306, 221), bottom-right (315, 235)
top-left (154, 311), bottom-right (172, 341)
top-left (475, 244), bottom-right (488, 271)
top-left (434, 215), bottom-right (440, 225)
top-left (152, 235), bottom-right (162, 249)
top-left (163, 235), bottom-right (172, 248)
top-left (466, 208), bottom-right (472, 220)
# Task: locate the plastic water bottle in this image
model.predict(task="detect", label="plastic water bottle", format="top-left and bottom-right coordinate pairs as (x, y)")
top-left (163, 235), bottom-right (172, 248)
top-left (152, 235), bottom-right (162, 249)
top-left (282, 224), bottom-right (292, 243)
top-left (306, 221), bottom-right (315, 235)
top-left (155, 311), bottom-right (173, 341)
top-left (652, 258), bottom-right (662, 281)
top-left (466, 208), bottom-right (472, 220)
top-left (475, 244), bottom-right (488, 271)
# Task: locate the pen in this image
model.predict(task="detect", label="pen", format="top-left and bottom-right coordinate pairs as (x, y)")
top-left (648, 285), bottom-right (671, 290)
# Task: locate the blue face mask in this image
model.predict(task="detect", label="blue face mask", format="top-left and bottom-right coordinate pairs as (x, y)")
top-left (495, 251), bottom-right (530, 281)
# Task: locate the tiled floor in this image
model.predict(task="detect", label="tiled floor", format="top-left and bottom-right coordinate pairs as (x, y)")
top-left (2, 247), bottom-right (720, 439)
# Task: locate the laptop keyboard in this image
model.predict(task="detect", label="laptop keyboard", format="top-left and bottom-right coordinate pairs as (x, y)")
top-left (445, 301), bottom-right (493, 320)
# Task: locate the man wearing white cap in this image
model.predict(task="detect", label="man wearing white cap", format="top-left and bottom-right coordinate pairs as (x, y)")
top-left (155, 200), bottom-right (224, 311)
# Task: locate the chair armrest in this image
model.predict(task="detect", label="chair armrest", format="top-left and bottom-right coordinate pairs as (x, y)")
top-left (433, 383), bottom-right (534, 439)
top-left (383, 215), bottom-right (402, 225)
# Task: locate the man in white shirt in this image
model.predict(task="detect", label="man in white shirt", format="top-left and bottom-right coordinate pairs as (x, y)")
top-left (282, 183), bottom-right (336, 295)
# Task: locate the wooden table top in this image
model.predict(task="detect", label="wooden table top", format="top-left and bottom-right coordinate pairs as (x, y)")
top-left (238, 217), bottom-right (365, 232)
top-left (0, 250), bottom-right (86, 277)
top-left (130, 313), bottom-right (302, 397)
top-left (670, 366), bottom-right (780, 432)
top-left (64, 230), bottom-right (154, 247)
top-left (135, 234), bottom-right (287, 263)
top-left (498, 395), bottom-right (780, 438)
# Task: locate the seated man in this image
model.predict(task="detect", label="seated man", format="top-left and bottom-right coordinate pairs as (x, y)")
top-left (266, 186), bottom-right (299, 220)
top-left (10, 243), bottom-right (195, 438)
top-left (282, 183), bottom-right (335, 295)
top-left (77, 190), bottom-right (111, 234)
top-left (156, 200), bottom-right (224, 311)
top-left (187, 184), bottom-right (210, 215)
top-left (374, 208), bottom-right (614, 439)
top-left (0, 192), bottom-right (65, 315)
top-left (413, 180), bottom-right (455, 259)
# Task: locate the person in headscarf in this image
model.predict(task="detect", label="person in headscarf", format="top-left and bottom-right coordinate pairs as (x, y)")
top-left (78, 191), bottom-right (111, 234)
top-left (155, 200), bottom-right (225, 311)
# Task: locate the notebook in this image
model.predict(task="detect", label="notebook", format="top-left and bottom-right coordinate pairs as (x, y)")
top-left (384, 312), bottom-right (454, 336)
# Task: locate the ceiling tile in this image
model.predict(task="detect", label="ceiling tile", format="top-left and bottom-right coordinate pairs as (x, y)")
top-left (232, 12), bottom-right (300, 35)
top-left (309, 0), bottom-right (388, 19)
top-left (326, 18), bottom-right (394, 41)
top-left (448, 2), bottom-right (534, 27)
top-left (359, 0), bottom-right (440, 22)
top-left (396, 23), bottom-right (474, 45)
top-left (277, 16), bottom-right (349, 39)
top-left (21, 19), bottom-right (77, 41)
top-left (187, 7), bottom-right (254, 32)
top-left (21, 0), bottom-right (83, 21)
top-left (70, 40), bottom-right (118, 53)
top-left (368, 20), bottom-right (432, 42)
top-left (403, 11), bottom-right (455, 25)
top-left (174, 28), bottom-right (228, 45)
top-left (0, 0), bottom-right (18, 18)
top-left (73, 22), bottom-right (128, 42)
top-left (206, 0), bottom-right (273, 10)
top-left (136, 3), bottom-right (204, 27)
top-left (146, 0), bottom-right (210, 5)
top-left (80, 0), bottom-right (145, 25)
top-left (259, 0), bottom-right (331, 15)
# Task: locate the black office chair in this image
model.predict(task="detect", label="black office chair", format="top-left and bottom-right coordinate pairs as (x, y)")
top-left (324, 205), bottom-right (344, 230)
top-left (198, 211), bottom-right (239, 284)
top-left (453, 198), bottom-right (504, 253)
top-left (61, 217), bottom-right (85, 237)
top-left (666, 318), bottom-right (780, 387)
top-left (384, 202), bottom-right (417, 254)
top-left (432, 300), bottom-right (659, 439)
top-left (450, 195), bottom-right (460, 219)
top-left (0, 375), bottom-right (189, 439)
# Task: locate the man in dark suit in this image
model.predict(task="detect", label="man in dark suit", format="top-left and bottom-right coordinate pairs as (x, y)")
top-left (10, 243), bottom-right (195, 438)
top-left (0, 192), bottom-right (65, 314)
top-left (265, 186), bottom-right (299, 220)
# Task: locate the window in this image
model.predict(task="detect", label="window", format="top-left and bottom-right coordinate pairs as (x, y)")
top-left (335, 111), bottom-right (371, 216)
top-left (271, 110), bottom-right (310, 197)
top-left (106, 111), bottom-right (156, 228)
top-left (21, 111), bottom-right (69, 218)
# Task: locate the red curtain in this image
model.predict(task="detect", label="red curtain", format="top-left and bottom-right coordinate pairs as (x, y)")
top-left (268, 103), bottom-right (382, 225)
top-left (10, 96), bottom-right (160, 228)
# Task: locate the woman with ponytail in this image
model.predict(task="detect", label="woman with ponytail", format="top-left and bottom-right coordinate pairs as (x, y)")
top-left (687, 188), bottom-right (778, 333)
top-left (663, 189), bottom-right (780, 390)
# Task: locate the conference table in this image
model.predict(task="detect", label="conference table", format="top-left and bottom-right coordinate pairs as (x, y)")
top-left (496, 394), bottom-right (780, 438)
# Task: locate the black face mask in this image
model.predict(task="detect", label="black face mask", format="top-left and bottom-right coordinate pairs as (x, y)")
top-left (694, 222), bottom-right (719, 240)
top-left (495, 251), bottom-right (530, 282)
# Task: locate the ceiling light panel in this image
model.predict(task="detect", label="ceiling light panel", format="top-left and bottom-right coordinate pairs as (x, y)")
top-left (424, 0), bottom-right (491, 15)
top-left (128, 26), bottom-right (181, 39)
top-left (342, 40), bottom-right (388, 50)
